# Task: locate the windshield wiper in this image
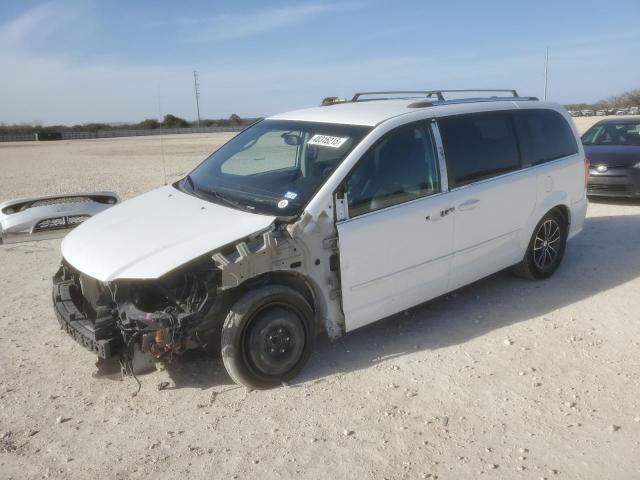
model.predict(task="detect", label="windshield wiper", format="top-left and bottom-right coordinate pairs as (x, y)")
top-left (209, 189), bottom-right (254, 212)
top-left (183, 174), bottom-right (202, 197)
top-left (183, 176), bottom-right (256, 213)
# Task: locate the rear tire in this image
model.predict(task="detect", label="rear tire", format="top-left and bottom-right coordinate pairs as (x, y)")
top-left (511, 210), bottom-right (568, 280)
top-left (221, 285), bottom-right (314, 389)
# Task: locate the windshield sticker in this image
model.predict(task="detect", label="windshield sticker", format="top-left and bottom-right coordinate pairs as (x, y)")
top-left (307, 134), bottom-right (348, 148)
top-left (284, 191), bottom-right (298, 200)
top-left (277, 199), bottom-right (289, 209)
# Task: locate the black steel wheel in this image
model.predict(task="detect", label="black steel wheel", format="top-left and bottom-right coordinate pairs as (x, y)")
top-left (511, 210), bottom-right (568, 280)
top-left (221, 285), bottom-right (314, 389)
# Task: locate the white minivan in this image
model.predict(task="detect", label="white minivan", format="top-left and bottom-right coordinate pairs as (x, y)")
top-left (53, 90), bottom-right (588, 388)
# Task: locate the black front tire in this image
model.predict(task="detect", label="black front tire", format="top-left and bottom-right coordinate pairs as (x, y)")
top-left (511, 210), bottom-right (568, 280)
top-left (221, 285), bottom-right (315, 389)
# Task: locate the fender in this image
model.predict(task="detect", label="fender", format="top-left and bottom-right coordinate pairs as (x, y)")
top-left (521, 189), bottom-right (571, 253)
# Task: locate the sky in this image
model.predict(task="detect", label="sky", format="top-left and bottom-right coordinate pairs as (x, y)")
top-left (1, 0), bottom-right (639, 125)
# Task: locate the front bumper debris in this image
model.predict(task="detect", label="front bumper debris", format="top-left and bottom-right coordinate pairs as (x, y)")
top-left (52, 267), bottom-right (121, 359)
top-left (1, 192), bottom-right (119, 245)
top-left (52, 259), bottom-right (222, 367)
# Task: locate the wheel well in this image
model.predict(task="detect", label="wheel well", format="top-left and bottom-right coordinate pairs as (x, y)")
top-left (549, 204), bottom-right (570, 229)
top-left (227, 271), bottom-right (316, 315)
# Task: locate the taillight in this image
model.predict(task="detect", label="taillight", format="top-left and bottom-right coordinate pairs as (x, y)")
top-left (584, 157), bottom-right (590, 189)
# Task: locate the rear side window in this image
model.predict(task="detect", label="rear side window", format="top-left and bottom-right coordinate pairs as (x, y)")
top-left (439, 112), bottom-right (520, 188)
top-left (513, 109), bottom-right (578, 166)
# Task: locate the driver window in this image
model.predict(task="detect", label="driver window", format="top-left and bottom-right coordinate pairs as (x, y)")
top-left (345, 122), bottom-right (441, 217)
top-left (221, 130), bottom-right (300, 175)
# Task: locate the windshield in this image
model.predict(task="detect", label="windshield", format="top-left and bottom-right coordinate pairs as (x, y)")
top-left (181, 120), bottom-right (371, 216)
top-left (582, 122), bottom-right (640, 146)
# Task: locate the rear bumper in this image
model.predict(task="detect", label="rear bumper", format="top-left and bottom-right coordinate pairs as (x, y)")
top-left (52, 270), bottom-right (121, 359)
top-left (567, 195), bottom-right (588, 240)
top-left (587, 168), bottom-right (640, 198)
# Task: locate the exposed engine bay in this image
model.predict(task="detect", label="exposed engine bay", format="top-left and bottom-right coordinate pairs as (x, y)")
top-left (52, 212), bottom-right (344, 381)
top-left (53, 256), bottom-right (223, 378)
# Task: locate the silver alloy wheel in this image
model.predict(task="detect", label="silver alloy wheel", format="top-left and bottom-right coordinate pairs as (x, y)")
top-left (533, 219), bottom-right (561, 270)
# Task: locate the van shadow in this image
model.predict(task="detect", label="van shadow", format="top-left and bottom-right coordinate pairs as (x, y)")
top-left (164, 213), bottom-right (640, 389)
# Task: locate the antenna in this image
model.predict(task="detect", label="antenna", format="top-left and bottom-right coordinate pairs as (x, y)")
top-left (157, 89), bottom-right (167, 186)
top-left (193, 70), bottom-right (201, 127)
top-left (543, 47), bottom-right (549, 101)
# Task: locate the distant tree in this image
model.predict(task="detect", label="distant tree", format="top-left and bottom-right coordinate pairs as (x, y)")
top-left (566, 88), bottom-right (640, 111)
top-left (608, 89), bottom-right (640, 108)
top-left (229, 113), bottom-right (242, 125)
top-left (162, 114), bottom-right (189, 128)
top-left (82, 123), bottom-right (111, 132)
top-left (139, 118), bottom-right (160, 129)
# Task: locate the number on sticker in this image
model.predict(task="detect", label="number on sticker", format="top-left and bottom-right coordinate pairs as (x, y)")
top-left (308, 134), bottom-right (348, 148)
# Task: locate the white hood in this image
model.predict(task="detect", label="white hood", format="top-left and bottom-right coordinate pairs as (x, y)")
top-left (61, 186), bottom-right (275, 282)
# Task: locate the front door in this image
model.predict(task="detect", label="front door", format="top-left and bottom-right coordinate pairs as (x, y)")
top-left (336, 121), bottom-right (454, 331)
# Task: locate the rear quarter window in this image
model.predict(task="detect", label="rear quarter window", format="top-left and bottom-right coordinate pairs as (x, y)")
top-left (513, 109), bottom-right (578, 166)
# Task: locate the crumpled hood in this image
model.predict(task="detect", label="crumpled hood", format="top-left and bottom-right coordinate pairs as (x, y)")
top-left (61, 185), bottom-right (275, 282)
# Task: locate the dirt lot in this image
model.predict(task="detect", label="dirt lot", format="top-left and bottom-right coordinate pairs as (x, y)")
top-left (1, 118), bottom-right (639, 479)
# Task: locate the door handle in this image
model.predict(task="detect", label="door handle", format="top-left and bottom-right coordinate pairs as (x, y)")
top-left (458, 198), bottom-right (480, 211)
top-left (440, 206), bottom-right (455, 217)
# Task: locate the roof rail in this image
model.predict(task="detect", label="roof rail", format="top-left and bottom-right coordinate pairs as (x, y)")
top-left (351, 89), bottom-right (520, 102)
top-left (351, 91), bottom-right (442, 102)
top-left (407, 96), bottom-right (539, 109)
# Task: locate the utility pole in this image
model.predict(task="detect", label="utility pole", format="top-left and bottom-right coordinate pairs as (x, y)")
top-left (157, 89), bottom-right (167, 186)
top-left (543, 47), bottom-right (549, 101)
top-left (193, 70), bottom-right (201, 127)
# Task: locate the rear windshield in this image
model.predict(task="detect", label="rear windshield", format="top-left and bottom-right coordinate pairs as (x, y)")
top-left (582, 122), bottom-right (640, 146)
top-left (182, 120), bottom-right (371, 216)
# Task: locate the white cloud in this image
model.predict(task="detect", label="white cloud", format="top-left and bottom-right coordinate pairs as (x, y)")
top-left (0, 0), bottom-right (85, 49)
top-left (0, 2), bottom-right (52, 45)
top-left (160, 3), bottom-right (351, 40)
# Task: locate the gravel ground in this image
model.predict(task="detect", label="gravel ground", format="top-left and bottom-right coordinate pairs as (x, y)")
top-left (1, 119), bottom-right (639, 479)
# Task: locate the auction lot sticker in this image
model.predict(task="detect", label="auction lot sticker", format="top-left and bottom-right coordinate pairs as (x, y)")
top-left (308, 134), bottom-right (348, 148)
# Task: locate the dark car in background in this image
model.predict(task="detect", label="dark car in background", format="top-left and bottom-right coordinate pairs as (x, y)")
top-left (583, 118), bottom-right (640, 198)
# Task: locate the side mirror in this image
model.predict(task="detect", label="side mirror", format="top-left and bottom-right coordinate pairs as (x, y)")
top-left (281, 133), bottom-right (301, 146)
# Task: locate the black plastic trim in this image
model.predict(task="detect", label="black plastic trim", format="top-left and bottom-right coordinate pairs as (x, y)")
top-left (52, 279), bottom-right (121, 359)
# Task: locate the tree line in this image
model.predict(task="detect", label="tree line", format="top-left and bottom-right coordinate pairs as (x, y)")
top-left (565, 88), bottom-right (640, 111)
top-left (0, 114), bottom-right (260, 134)
top-left (3, 87), bottom-right (637, 134)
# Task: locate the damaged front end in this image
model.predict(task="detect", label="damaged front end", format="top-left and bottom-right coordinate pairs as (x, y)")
top-left (52, 258), bottom-right (222, 375)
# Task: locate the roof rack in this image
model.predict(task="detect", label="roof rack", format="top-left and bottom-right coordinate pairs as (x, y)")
top-left (351, 89), bottom-right (520, 102)
top-left (407, 96), bottom-right (539, 109)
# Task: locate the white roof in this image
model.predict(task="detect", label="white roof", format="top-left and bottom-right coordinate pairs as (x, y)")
top-left (268, 100), bottom-right (417, 126)
top-left (268, 98), bottom-right (559, 126)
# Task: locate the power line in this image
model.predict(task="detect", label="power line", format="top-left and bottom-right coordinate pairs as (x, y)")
top-left (193, 70), bottom-right (201, 127)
